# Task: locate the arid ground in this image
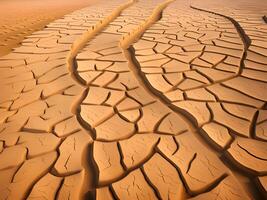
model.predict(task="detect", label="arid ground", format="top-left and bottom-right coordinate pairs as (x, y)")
top-left (0, 0), bottom-right (97, 56)
top-left (0, 0), bottom-right (266, 199)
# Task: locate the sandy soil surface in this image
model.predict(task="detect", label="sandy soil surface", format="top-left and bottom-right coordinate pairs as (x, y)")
top-left (0, 0), bottom-right (266, 199)
top-left (0, 0), bottom-right (97, 56)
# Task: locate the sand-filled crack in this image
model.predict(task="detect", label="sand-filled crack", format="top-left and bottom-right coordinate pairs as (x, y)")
top-left (70, 0), bottom-right (255, 199)
top-left (67, 0), bottom-right (137, 86)
top-left (190, 5), bottom-right (251, 76)
top-left (126, 1), bottom-right (267, 199)
top-left (0, 0), bottom-right (266, 199)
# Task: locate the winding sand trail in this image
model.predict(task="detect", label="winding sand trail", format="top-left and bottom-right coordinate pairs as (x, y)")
top-left (0, 0), bottom-right (266, 199)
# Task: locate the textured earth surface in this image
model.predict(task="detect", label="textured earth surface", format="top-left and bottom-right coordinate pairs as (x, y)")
top-left (0, 0), bottom-right (266, 199)
top-left (0, 0), bottom-right (97, 56)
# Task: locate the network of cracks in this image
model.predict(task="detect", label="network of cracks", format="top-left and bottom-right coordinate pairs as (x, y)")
top-left (0, 0), bottom-right (266, 199)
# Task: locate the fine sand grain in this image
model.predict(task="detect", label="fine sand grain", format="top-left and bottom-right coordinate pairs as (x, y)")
top-left (0, 0), bottom-right (266, 199)
top-left (0, 0), bottom-right (97, 56)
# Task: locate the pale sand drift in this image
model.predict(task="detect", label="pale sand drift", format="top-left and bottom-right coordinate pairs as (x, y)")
top-left (0, 0), bottom-right (97, 56)
top-left (0, 0), bottom-right (266, 199)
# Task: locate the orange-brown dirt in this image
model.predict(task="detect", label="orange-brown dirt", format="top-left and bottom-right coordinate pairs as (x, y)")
top-left (0, 0), bottom-right (266, 199)
top-left (0, 0), bottom-right (97, 56)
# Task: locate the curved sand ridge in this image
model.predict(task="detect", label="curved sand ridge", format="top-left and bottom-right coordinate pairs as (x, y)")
top-left (0, 0), bottom-right (266, 199)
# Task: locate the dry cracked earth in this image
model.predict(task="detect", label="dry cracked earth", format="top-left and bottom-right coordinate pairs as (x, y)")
top-left (0, 0), bottom-right (267, 199)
